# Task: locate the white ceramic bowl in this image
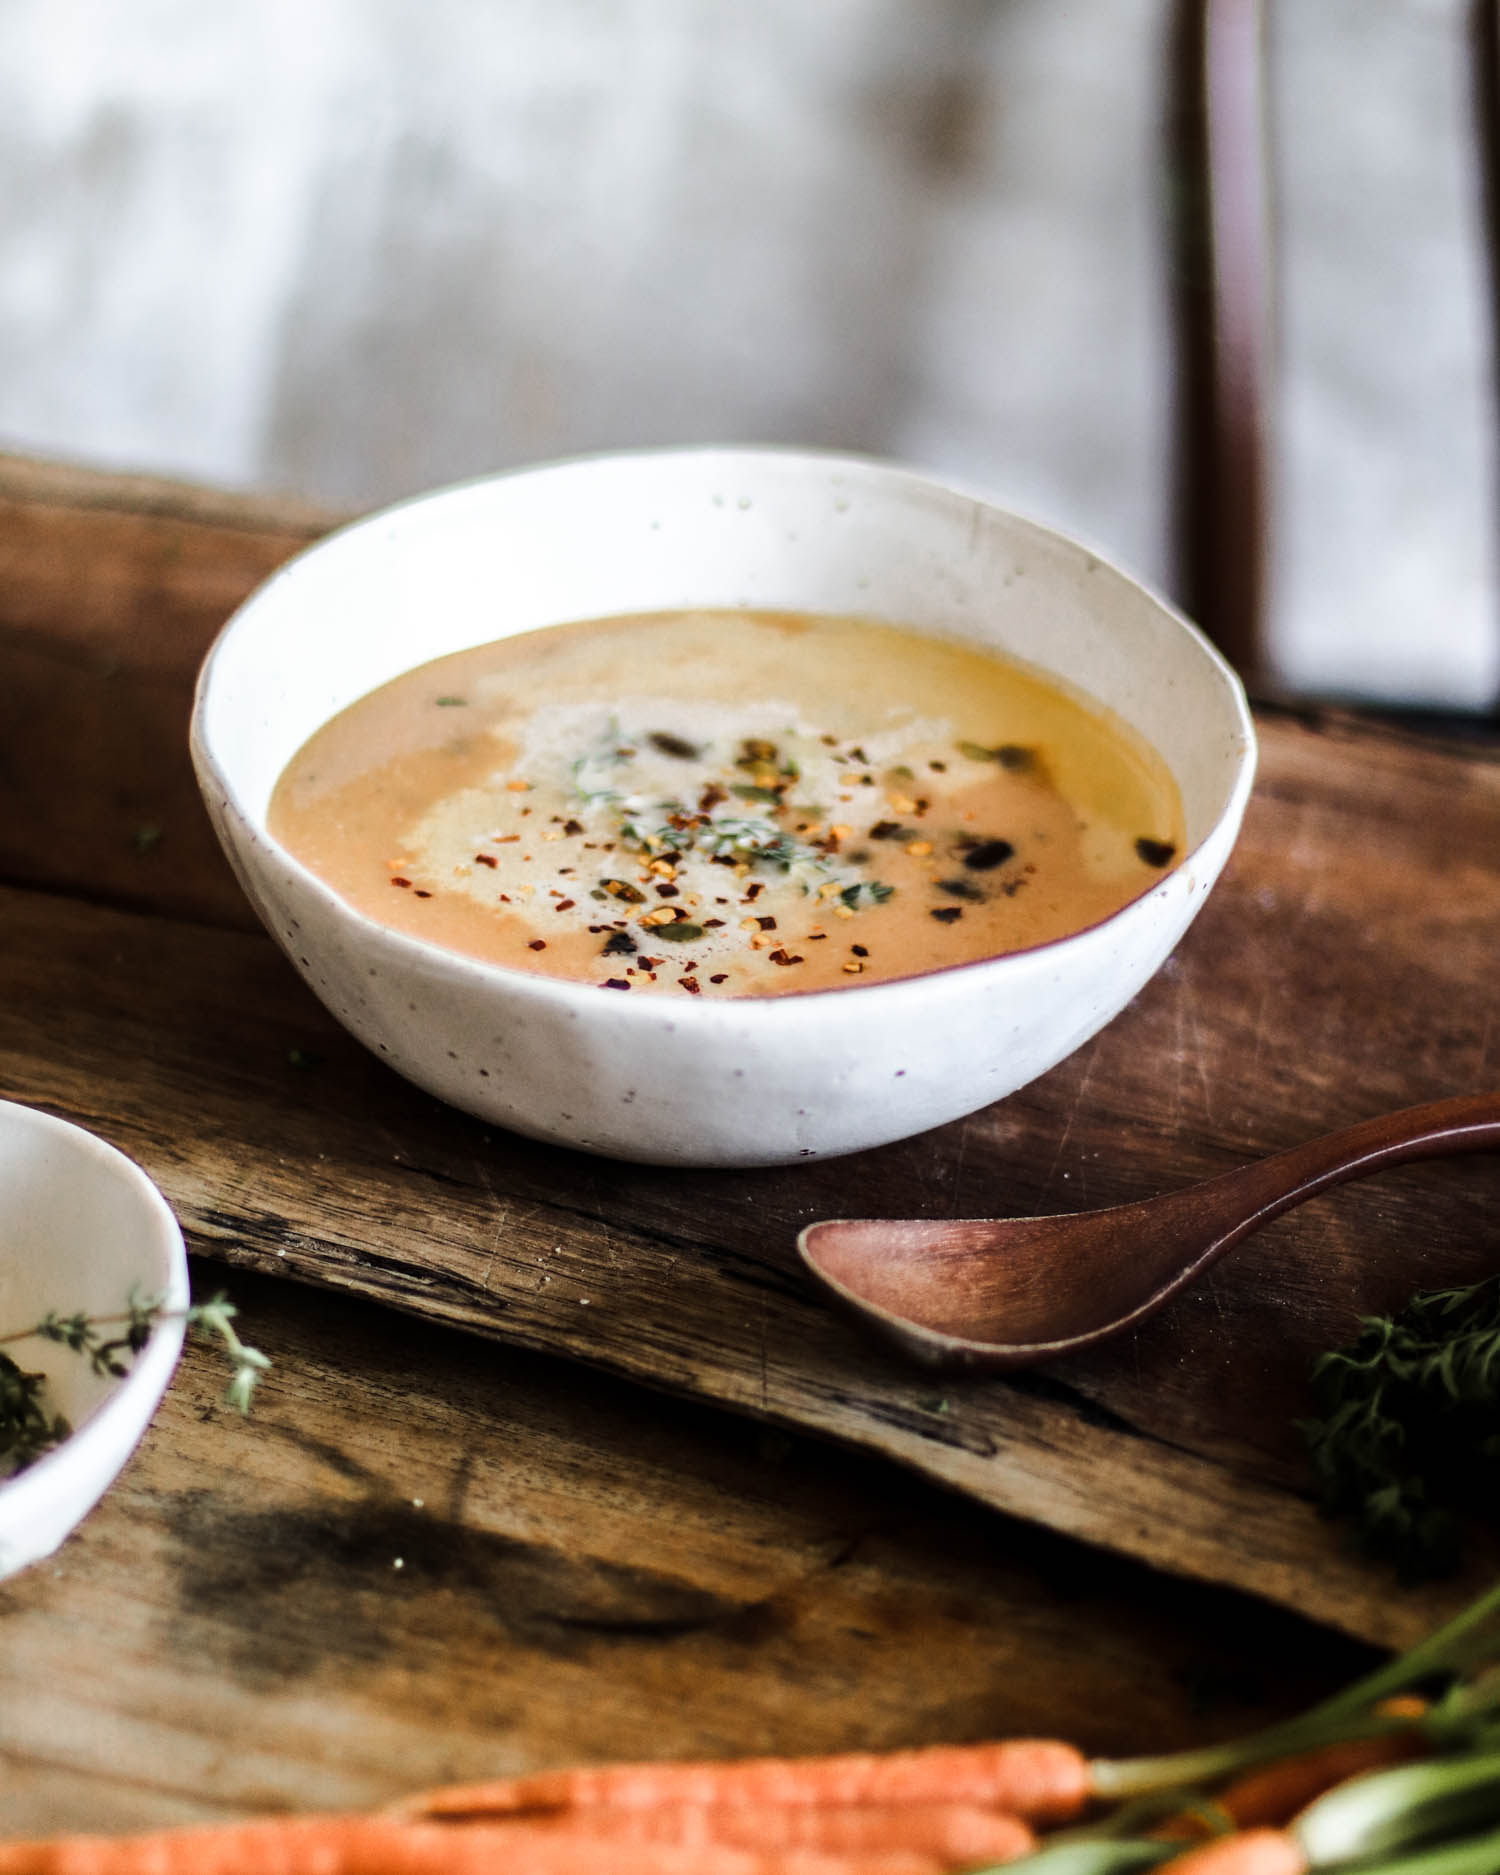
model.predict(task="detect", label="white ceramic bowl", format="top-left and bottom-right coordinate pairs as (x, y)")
top-left (0, 1101), bottom-right (188, 1578)
top-left (191, 448), bottom-right (1255, 1167)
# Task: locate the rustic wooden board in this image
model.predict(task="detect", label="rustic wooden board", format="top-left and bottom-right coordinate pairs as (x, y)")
top-left (0, 1268), bottom-right (1372, 1836)
top-left (4, 453), bottom-right (1500, 1657)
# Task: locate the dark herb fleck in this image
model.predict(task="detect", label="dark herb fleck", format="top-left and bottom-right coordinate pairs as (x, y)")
top-left (132, 822), bottom-right (163, 855)
top-left (930, 906), bottom-right (963, 924)
top-left (962, 839), bottom-right (1016, 872)
top-left (851, 944), bottom-right (868, 958)
top-left (602, 878), bottom-right (647, 903)
top-left (562, 818), bottom-right (585, 836)
top-left (731, 784), bottom-right (782, 804)
top-left (936, 877), bottom-right (985, 901)
top-left (1136, 837), bottom-right (1177, 868)
top-left (868, 820), bottom-right (905, 841)
top-left (601, 978), bottom-right (631, 990)
top-left (435, 695), bottom-right (467, 707)
top-left (958, 741), bottom-right (1035, 771)
top-left (648, 731), bottom-right (700, 759)
top-left (655, 923), bottom-right (704, 942)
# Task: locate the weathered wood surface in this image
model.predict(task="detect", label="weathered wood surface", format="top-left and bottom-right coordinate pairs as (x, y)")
top-left (3, 451), bottom-right (1499, 1672)
top-left (0, 1268), bottom-right (1371, 1836)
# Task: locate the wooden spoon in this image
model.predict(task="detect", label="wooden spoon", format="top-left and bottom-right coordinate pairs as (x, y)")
top-left (797, 1095), bottom-right (1500, 1371)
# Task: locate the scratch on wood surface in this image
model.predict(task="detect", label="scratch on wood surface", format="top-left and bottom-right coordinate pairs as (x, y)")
top-left (1172, 954), bottom-right (1216, 1124)
top-left (947, 1115), bottom-right (971, 1217)
top-left (1036, 1053), bottom-right (1096, 1206)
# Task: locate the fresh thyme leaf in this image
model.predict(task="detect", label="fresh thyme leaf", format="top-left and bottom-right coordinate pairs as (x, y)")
top-left (0, 1288), bottom-right (270, 1475)
top-left (1301, 1275), bottom-right (1500, 1578)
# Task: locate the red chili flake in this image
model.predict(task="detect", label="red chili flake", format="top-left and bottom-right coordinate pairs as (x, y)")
top-left (655, 883), bottom-right (680, 899)
top-left (710, 973), bottom-right (728, 984)
top-left (563, 818), bottom-right (584, 836)
top-left (499, 893), bottom-right (512, 902)
top-left (702, 918), bottom-right (725, 928)
top-left (679, 977), bottom-right (702, 994)
top-left (413, 889), bottom-right (433, 899)
top-left (698, 782), bottom-right (728, 811)
top-left (602, 978), bottom-right (631, 990)
top-left (588, 925), bottom-right (606, 934)
top-left (474, 854), bottom-right (498, 868)
top-left (638, 955), bottom-right (662, 970)
top-left (528, 939), bottom-right (547, 951)
top-left (768, 948), bottom-right (804, 966)
top-left (390, 876), bottom-right (412, 888)
top-left (745, 882), bottom-right (766, 901)
top-left (555, 899), bottom-right (576, 912)
top-left (496, 835), bottom-right (520, 843)
top-left (755, 915), bottom-right (777, 931)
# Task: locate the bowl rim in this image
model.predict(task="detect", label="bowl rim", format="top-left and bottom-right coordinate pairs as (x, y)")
top-left (191, 443), bottom-right (1257, 1014)
top-left (0, 1099), bottom-right (189, 1503)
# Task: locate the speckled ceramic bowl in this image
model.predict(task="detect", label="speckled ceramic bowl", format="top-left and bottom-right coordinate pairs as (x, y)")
top-left (0, 1100), bottom-right (188, 1578)
top-left (191, 448), bottom-right (1255, 1166)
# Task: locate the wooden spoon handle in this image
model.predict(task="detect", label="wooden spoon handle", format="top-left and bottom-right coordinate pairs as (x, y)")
top-left (1199, 1094), bottom-right (1500, 1251)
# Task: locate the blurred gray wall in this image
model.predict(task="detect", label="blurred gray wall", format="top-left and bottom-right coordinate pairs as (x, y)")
top-left (0, 0), bottom-right (1495, 708)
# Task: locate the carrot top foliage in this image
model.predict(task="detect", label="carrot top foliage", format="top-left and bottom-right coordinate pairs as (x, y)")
top-left (1301, 1276), bottom-right (1500, 1578)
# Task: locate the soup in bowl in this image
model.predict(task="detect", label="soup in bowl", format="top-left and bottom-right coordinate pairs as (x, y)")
top-left (191, 448), bottom-right (1255, 1166)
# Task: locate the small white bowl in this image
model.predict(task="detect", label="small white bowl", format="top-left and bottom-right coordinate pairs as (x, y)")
top-left (0, 1101), bottom-right (188, 1579)
top-left (191, 448), bottom-right (1255, 1167)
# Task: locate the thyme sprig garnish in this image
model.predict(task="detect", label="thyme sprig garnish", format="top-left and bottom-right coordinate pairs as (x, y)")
top-left (1301, 1276), bottom-right (1500, 1578)
top-left (0, 1289), bottom-right (268, 1475)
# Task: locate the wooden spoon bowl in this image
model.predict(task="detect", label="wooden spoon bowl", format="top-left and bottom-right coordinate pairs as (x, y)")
top-left (798, 1095), bottom-right (1500, 1370)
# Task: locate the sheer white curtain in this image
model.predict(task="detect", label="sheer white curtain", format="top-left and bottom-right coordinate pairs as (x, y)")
top-left (0, 0), bottom-right (1494, 706)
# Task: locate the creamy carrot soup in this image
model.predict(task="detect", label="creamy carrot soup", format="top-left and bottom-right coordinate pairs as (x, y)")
top-left (268, 610), bottom-right (1185, 998)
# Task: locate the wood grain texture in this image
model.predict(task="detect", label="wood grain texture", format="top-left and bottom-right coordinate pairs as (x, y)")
top-left (3, 449), bottom-right (1499, 1662)
top-left (0, 1269), bottom-right (1372, 1836)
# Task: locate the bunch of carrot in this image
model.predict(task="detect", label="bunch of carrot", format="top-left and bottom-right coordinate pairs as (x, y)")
top-left (7, 1585), bottom-right (1500, 1875)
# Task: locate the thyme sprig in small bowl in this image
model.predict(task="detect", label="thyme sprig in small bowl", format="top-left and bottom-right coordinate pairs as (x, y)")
top-left (0, 1099), bottom-right (190, 1579)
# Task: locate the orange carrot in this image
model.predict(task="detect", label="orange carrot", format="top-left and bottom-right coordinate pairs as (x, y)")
top-left (1154, 1828), bottom-right (1309, 1875)
top-left (1214, 1726), bottom-right (1427, 1831)
top-left (1153, 1696), bottom-right (1432, 1841)
top-left (511, 1800), bottom-right (1033, 1860)
top-left (400, 1739), bottom-right (1091, 1828)
top-left (0, 1816), bottom-right (949, 1875)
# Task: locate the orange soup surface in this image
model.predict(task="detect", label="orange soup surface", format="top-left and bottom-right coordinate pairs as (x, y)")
top-left (269, 610), bottom-right (1185, 997)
